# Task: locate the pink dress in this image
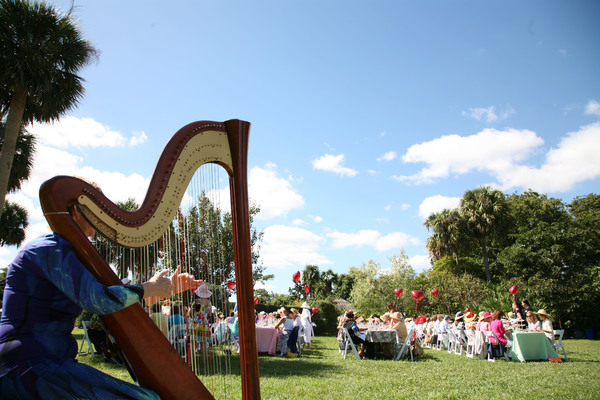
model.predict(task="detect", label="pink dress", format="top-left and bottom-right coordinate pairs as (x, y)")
top-left (491, 319), bottom-right (507, 345)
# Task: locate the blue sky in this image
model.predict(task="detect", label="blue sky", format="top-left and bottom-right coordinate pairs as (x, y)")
top-left (2, 0), bottom-right (600, 294)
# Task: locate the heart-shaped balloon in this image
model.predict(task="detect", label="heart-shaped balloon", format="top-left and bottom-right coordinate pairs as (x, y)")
top-left (226, 280), bottom-right (236, 290)
top-left (254, 297), bottom-right (259, 305)
top-left (304, 285), bottom-right (310, 294)
top-left (464, 307), bottom-right (470, 313)
top-left (509, 285), bottom-right (519, 295)
top-left (411, 290), bottom-right (424, 301)
top-left (292, 271), bottom-right (301, 283)
top-left (431, 289), bottom-right (439, 297)
top-left (311, 307), bottom-right (319, 315)
top-left (394, 288), bottom-right (403, 297)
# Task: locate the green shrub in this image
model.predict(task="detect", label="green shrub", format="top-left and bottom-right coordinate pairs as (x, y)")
top-left (311, 300), bottom-right (338, 336)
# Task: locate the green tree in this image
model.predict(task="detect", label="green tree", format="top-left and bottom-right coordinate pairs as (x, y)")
top-left (461, 186), bottom-right (508, 282)
top-left (0, 200), bottom-right (27, 246)
top-left (0, 0), bottom-right (97, 216)
top-left (424, 208), bottom-right (471, 273)
top-left (0, 122), bottom-right (35, 246)
top-left (349, 251), bottom-right (416, 317)
top-left (332, 272), bottom-right (354, 300)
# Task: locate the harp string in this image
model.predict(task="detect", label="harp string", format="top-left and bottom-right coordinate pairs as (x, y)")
top-left (92, 164), bottom-right (238, 398)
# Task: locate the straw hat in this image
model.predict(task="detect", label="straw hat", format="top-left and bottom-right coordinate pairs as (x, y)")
top-left (390, 312), bottom-right (403, 321)
top-left (465, 311), bottom-right (477, 323)
top-left (455, 311), bottom-right (465, 320)
top-left (534, 309), bottom-right (553, 320)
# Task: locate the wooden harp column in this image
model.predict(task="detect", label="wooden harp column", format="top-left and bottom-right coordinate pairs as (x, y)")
top-left (39, 119), bottom-right (260, 400)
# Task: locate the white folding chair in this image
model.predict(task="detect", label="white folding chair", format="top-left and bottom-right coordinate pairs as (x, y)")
top-left (78, 321), bottom-right (95, 358)
top-left (465, 329), bottom-right (475, 358)
top-left (484, 331), bottom-right (496, 362)
top-left (447, 329), bottom-right (457, 354)
top-left (341, 328), bottom-right (361, 360)
top-left (553, 329), bottom-right (568, 361)
top-left (395, 328), bottom-right (414, 361)
top-left (168, 324), bottom-right (188, 359)
top-left (454, 330), bottom-right (468, 355)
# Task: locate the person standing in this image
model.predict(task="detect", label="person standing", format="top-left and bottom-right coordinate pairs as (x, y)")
top-left (300, 302), bottom-right (314, 349)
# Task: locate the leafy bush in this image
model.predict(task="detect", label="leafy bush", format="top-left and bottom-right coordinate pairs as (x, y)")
top-left (311, 300), bottom-right (338, 336)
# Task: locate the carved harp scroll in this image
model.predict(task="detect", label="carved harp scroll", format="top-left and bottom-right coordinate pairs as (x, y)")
top-left (39, 119), bottom-right (261, 400)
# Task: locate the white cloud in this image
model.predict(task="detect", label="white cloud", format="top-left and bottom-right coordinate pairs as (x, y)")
top-left (410, 254), bottom-right (432, 272)
top-left (327, 229), bottom-right (420, 251)
top-left (312, 154), bottom-right (358, 177)
top-left (462, 106), bottom-right (515, 123)
top-left (585, 100), bottom-right (600, 117)
top-left (418, 195), bottom-right (461, 220)
top-left (260, 225), bottom-right (331, 268)
top-left (310, 215), bottom-right (323, 223)
top-left (393, 128), bottom-right (543, 184)
top-left (377, 151), bottom-right (397, 162)
top-left (495, 122), bottom-right (600, 192)
top-left (395, 123), bottom-right (600, 194)
top-left (249, 164), bottom-right (304, 220)
top-left (28, 116), bottom-right (140, 148)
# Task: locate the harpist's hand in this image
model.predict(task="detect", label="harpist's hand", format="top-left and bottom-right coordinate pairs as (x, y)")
top-left (171, 265), bottom-right (202, 294)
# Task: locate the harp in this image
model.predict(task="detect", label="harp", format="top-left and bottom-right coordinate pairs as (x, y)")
top-left (39, 119), bottom-right (260, 399)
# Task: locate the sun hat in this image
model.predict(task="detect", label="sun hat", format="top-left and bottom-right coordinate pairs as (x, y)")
top-left (465, 312), bottom-right (477, 323)
top-left (444, 315), bottom-right (452, 321)
top-left (390, 312), bottom-right (403, 320)
top-left (301, 302), bottom-right (310, 309)
top-left (194, 283), bottom-right (212, 298)
top-left (482, 312), bottom-right (493, 320)
top-left (455, 311), bottom-right (465, 320)
top-left (534, 309), bottom-right (553, 320)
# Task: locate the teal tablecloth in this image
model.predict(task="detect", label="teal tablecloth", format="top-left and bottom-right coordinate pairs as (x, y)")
top-left (510, 332), bottom-right (558, 362)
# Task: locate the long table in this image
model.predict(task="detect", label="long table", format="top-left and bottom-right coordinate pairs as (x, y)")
top-left (510, 332), bottom-right (558, 362)
top-left (256, 326), bottom-right (278, 355)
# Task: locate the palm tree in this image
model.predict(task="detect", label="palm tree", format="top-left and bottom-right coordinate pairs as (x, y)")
top-left (0, 121), bottom-right (35, 246)
top-left (424, 208), bottom-right (470, 273)
top-left (0, 0), bottom-right (98, 216)
top-left (460, 186), bottom-right (508, 282)
top-left (0, 200), bottom-right (28, 246)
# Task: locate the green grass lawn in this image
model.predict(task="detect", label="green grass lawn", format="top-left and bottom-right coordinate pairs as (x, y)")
top-left (73, 329), bottom-right (600, 399)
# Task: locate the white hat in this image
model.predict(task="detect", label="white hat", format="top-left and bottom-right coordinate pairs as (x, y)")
top-left (301, 302), bottom-right (310, 309)
top-left (194, 283), bottom-right (212, 298)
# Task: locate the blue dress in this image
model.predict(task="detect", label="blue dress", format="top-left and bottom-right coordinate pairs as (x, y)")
top-left (0, 233), bottom-right (160, 399)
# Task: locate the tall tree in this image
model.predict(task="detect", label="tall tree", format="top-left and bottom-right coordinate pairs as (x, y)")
top-left (461, 186), bottom-right (508, 282)
top-left (424, 208), bottom-right (470, 273)
top-left (0, 122), bottom-right (35, 246)
top-left (0, 0), bottom-right (97, 216)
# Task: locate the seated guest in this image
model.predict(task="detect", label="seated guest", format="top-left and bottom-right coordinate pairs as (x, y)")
top-left (387, 303), bottom-right (396, 314)
top-left (521, 299), bottom-right (533, 315)
top-left (168, 305), bottom-right (187, 337)
top-left (342, 310), bottom-right (374, 359)
top-left (479, 312), bottom-right (492, 332)
top-left (275, 308), bottom-right (298, 357)
top-left (390, 312), bottom-right (408, 342)
top-left (149, 302), bottom-right (168, 336)
top-left (454, 311), bottom-right (467, 349)
top-left (380, 312), bottom-right (391, 328)
top-left (535, 309), bottom-right (554, 344)
top-left (489, 309), bottom-right (508, 359)
top-left (526, 310), bottom-right (541, 331)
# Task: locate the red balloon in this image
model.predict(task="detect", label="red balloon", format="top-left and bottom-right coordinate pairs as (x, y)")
top-left (311, 307), bottom-right (319, 315)
top-left (394, 288), bottom-right (403, 297)
top-left (254, 297), bottom-right (259, 305)
top-left (226, 280), bottom-right (236, 290)
top-left (292, 271), bottom-right (301, 283)
top-left (464, 307), bottom-right (470, 313)
top-left (431, 289), bottom-right (439, 297)
top-left (304, 284), bottom-right (310, 294)
top-left (416, 316), bottom-right (427, 324)
top-left (509, 285), bottom-right (519, 295)
top-left (411, 290), bottom-right (424, 301)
